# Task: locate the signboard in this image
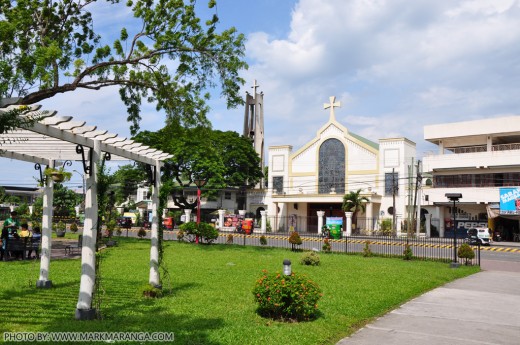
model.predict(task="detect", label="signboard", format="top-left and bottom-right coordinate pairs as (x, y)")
top-left (444, 219), bottom-right (488, 238)
top-left (326, 217), bottom-right (343, 239)
top-left (499, 187), bottom-right (520, 215)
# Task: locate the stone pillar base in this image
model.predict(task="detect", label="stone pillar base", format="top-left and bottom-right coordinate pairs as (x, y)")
top-left (75, 308), bottom-right (97, 320)
top-left (36, 280), bottom-right (52, 288)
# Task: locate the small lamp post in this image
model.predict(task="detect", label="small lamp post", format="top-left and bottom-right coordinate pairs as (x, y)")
top-left (446, 193), bottom-right (462, 268)
top-left (194, 178), bottom-right (207, 244)
top-left (283, 259), bottom-right (292, 276)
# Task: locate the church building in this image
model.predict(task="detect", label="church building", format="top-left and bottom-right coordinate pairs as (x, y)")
top-left (248, 96), bottom-right (417, 233)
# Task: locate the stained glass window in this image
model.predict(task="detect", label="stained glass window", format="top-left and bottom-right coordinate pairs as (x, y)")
top-left (273, 176), bottom-right (284, 194)
top-left (318, 139), bottom-right (345, 194)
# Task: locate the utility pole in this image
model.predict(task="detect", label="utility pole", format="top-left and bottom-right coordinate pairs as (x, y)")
top-left (412, 160), bottom-right (422, 235)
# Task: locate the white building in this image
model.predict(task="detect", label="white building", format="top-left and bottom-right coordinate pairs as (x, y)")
top-left (422, 116), bottom-right (520, 241)
top-left (250, 97), bottom-right (417, 233)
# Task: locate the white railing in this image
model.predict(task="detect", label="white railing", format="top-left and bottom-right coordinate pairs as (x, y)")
top-left (448, 145), bottom-right (487, 154)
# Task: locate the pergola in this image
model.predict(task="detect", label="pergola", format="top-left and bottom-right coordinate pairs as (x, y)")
top-left (0, 104), bottom-right (172, 320)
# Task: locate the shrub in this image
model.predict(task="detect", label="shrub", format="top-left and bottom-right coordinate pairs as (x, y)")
top-left (177, 228), bottom-right (186, 242)
top-left (137, 227), bottom-right (147, 239)
top-left (300, 252), bottom-right (320, 266)
top-left (139, 284), bottom-right (163, 298)
top-left (379, 218), bottom-right (393, 235)
top-left (362, 240), bottom-right (372, 257)
top-left (288, 231), bottom-right (302, 251)
top-left (259, 235), bottom-right (267, 246)
top-left (226, 234), bottom-right (234, 244)
top-left (69, 222), bottom-right (78, 233)
top-left (458, 243), bottom-right (475, 265)
top-left (322, 238), bottom-right (331, 253)
top-left (179, 221), bottom-right (219, 244)
top-left (253, 270), bottom-right (322, 322)
top-left (403, 243), bottom-right (413, 260)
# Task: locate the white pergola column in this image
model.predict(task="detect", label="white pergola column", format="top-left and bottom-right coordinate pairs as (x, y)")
top-left (416, 189), bottom-right (422, 236)
top-left (149, 160), bottom-right (161, 287)
top-left (37, 161), bottom-right (54, 289)
top-left (317, 211), bottom-right (325, 235)
top-left (184, 209), bottom-right (192, 223)
top-left (425, 214), bottom-right (432, 238)
top-left (345, 212), bottom-right (353, 236)
top-left (75, 140), bottom-right (100, 320)
top-left (218, 209), bottom-right (226, 230)
top-left (29, 205), bottom-right (34, 215)
top-left (260, 210), bottom-right (267, 233)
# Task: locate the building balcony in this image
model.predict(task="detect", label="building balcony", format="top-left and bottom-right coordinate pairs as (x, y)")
top-left (424, 144), bottom-right (520, 172)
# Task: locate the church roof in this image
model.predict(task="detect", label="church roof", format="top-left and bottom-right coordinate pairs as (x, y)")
top-left (349, 131), bottom-right (379, 150)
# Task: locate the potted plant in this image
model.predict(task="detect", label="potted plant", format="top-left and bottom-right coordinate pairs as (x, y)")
top-left (44, 166), bottom-right (73, 183)
top-left (55, 221), bottom-right (66, 237)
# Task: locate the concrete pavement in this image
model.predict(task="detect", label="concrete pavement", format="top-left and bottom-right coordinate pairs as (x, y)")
top-left (337, 262), bottom-right (520, 344)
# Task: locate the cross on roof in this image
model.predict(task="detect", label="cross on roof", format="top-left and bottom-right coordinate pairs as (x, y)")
top-left (251, 79), bottom-right (260, 98)
top-left (324, 96), bottom-right (341, 121)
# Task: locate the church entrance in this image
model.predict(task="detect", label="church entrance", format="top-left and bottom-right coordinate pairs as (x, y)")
top-left (307, 203), bottom-right (344, 233)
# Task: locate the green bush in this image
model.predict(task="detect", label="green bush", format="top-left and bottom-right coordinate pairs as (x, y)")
top-left (179, 221), bottom-right (219, 244)
top-left (259, 235), bottom-right (267, 246)
top-left (458, 243), bottom-right (475, 265)
top-left (362, 240), bottom-right (372, 257)
top-left (69, 222), bottom-right (78, 233)
top-left (300, 252), bottom-right (320, 266)
top-left (322, 238), bottom-right (331, 253)
top-left (137, 227), bottom-right (147, 239)
top-left (253, 270), bottom-right (322, 322)
top-left (139, 284), bottom-right (163, 298)
top-left (403, 243), bottom-right (413, 260)
top-left (226, 234), bottom-right (234, 244)
top-left (379, 218), bottom-right (393, 235)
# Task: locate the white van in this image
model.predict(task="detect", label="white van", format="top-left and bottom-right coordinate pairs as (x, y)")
top-left (467, 227), bottom-right (491, 246)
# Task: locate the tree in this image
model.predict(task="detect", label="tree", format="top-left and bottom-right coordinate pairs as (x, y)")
top-left (342, 189), bottom-right (369, 229)
top-left (112, 164), bottom-right (147, 205)
top-left (0, 0), bottom-right (247, 134)
top-left (133, 124), bottom-right (263, 210)
top-left (53, 183), bottom-right (81, 216)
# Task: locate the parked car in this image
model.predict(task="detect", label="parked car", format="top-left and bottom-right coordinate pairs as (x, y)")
top-left (467, 227), bottom-right (491, 246)
top-left (117, 217), bottom-right (133, 229)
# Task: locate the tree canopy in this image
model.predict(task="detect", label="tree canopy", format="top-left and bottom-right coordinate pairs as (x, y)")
top-left (0, 0), bottom-right (247, 134)
top-left (342, 189), bottom-right (369, 227)
top-left (134, 124), bottom-right (263, 210)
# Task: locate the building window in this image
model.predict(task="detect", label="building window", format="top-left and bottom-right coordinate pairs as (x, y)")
top-left (318, 139), bottom-right (345, 194)
top-left (224, 191), bottom-right (231, 200)
top-left (273, 176), bottom-right (284, 194)
top-left (385, 172), bottom-right (398, 196)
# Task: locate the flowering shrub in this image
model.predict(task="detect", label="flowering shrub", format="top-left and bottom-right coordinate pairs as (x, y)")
top-left (362, 240), bottom-right (372, 257)
top-left (259, 235), bottom-right (267, 245)
top-left (300, 252), bottom-right (320, 266)
top-left (253, 270), bottom-right (322, 321)
top-left (288, 231), bottom-right (302, 251)
top-left (322, 238), bottom-right (331, 253)
top-left (226, 234), bottom-right (234, 244)
top-left (137, 227), bottom-right (147, 239)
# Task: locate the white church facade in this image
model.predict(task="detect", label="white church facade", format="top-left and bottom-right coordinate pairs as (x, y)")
top-left (246, 96), bottom-right (417, 234)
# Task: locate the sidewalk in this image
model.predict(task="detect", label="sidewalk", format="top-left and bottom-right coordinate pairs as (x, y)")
top-left (337, 264), bottom-right (520, 344)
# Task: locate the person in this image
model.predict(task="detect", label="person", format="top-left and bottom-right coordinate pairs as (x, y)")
top-left (3, 211), bottom-right (20, 234)
top-left (27, 227), bottom-right (41, 259)
top-left (19, 223), bottom-right (32, 238)
top-left (0, 227), bottom-right (8, 261)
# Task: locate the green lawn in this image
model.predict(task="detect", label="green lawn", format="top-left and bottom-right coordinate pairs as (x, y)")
top-left (1, 238), bottom-right (479, 345)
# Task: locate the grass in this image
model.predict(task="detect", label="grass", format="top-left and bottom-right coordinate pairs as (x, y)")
top-left (0, 238), bottom-right (479, 345)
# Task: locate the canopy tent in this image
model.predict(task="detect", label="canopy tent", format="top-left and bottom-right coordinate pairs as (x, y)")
top-left (0, 104), bottom-right (171, 320)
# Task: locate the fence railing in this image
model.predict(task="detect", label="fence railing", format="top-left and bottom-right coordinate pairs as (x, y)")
top-left (163, 230), bottom-right (480, 266)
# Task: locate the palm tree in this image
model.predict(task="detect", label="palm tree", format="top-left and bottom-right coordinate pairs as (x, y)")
top-left (342, 189), bottom-right (369, 230)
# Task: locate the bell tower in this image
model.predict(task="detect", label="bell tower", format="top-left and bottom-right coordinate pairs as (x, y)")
top-left (243, 79), bottom-right (265, 188)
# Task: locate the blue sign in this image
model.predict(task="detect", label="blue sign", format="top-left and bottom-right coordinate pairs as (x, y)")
top-left (499, 187), bottom-right (520, 214)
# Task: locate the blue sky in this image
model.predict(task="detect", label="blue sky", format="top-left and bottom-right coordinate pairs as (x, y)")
top-left (2, 0), bottom-right (520, 188)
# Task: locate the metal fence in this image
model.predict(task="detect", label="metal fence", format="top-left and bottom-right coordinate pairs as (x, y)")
top-left (163, 230), bottom-right (481, 266)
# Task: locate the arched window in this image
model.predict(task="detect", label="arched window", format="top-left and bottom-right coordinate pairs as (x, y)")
top-left (318, 138), bottom-right (345, 194)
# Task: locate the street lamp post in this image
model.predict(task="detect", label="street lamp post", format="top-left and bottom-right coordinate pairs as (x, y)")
top-left (446, 193), bottom-right (462, 268)
top-left (194, 178), bottom-right (207, 244)
top-left (73, 170), bottom-right (86, 213)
